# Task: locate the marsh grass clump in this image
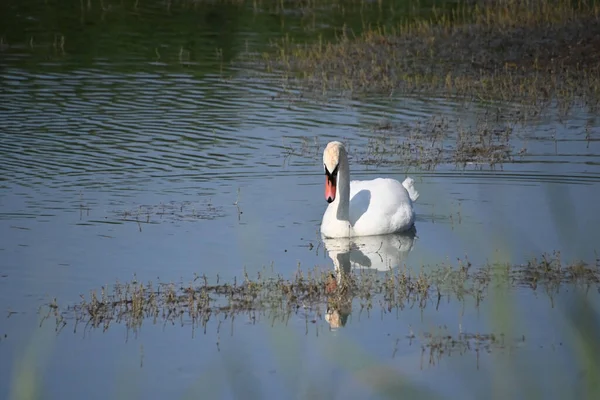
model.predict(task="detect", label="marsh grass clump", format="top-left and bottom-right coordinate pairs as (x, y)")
top-left (453, 118), bottom-right (513, 167)
top-left (255, 0), bottom-right (600, 108)
top-left (516, 251), bottom-right (600, 290)
top-left (366, 114), bottom-right (514, 169)
top-left (42, 252), bottom-right (600, 335)
top-left (285, 113), bottom-right (517, 170)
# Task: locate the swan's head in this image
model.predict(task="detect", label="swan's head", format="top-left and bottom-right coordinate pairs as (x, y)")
top-left (323, 141), bottom-right (345, 203)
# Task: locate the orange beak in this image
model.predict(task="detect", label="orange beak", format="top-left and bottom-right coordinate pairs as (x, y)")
top-left (325, 177), bottom-right (336, 203)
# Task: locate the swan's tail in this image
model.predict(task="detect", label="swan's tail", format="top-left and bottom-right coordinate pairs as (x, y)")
top-left (402, 177), bottom-right (420, 203)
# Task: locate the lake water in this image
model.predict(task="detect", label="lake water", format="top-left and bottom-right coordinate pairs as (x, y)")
top-left (1, 1), bottom-right (600, 399)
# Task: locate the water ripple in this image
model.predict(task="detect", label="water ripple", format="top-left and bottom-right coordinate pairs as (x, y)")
top-left (2, 66), bottom-right (599, 217)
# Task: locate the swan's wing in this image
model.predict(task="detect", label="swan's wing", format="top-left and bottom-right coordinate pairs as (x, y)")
top-left (349, 178), bottom-right (415, 235)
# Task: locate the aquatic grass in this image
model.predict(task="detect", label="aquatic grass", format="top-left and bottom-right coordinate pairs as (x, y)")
top-left (41, 251), bottom-right (600, 335)
top-left (282, 112), bottom-right (519, 170)
top-left (250, 0), bottom-right (600, 109)
top-left (8, 307), bottom-right (59, 400)
top-left (563, 290), bottom-right (600, 398)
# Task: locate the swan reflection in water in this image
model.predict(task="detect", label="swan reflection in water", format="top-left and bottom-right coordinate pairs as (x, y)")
top-left (321, 226), bottom-right (417, 329)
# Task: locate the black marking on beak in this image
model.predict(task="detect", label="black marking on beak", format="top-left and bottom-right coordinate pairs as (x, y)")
top-left (325, 164), bottom-right (339, 181)
top-left (325, 164), bottom-right (338, 203)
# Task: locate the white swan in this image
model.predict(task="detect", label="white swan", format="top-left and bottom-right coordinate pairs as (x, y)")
top-left (320, 141), bottom-right (419, 238)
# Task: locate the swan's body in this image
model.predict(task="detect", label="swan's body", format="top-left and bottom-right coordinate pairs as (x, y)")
top-left (320, 141), bottom-right (419, 239)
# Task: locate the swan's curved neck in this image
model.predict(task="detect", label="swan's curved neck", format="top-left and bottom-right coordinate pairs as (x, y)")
top-left (334, 156), bottom-right (350, 221)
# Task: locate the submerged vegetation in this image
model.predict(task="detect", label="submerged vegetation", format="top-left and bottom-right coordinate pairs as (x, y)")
top-left (252, 0), bottom-right (600, 108)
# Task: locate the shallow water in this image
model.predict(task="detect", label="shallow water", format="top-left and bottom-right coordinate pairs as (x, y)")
top-left (1, 1), bottom-right (600, 399)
